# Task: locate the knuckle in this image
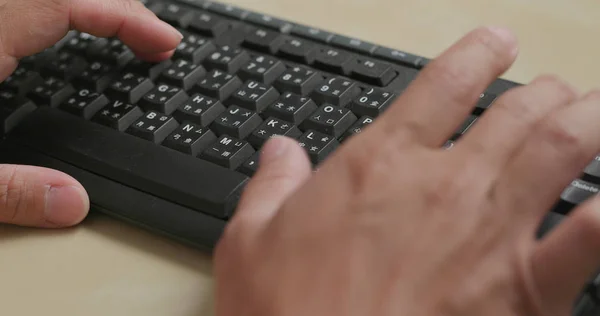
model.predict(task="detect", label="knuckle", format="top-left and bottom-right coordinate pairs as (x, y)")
top-left (0, 165), bottom-right (30, 221)
top-left (583, 88), bottom-right (600, 101)
top-left (421, 61), bottom-right (472, 102)
top-left (540, 116), bottom-right (585, 155)
top-left (533, 74), bottom-right (578, 100)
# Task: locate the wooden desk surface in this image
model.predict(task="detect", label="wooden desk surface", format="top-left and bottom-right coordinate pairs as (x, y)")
top-left (1, 1), bottom-right (599, 315)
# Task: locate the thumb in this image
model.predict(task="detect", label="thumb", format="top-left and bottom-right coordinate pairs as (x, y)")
top-left (0, 164), bottom-right (89, 228)
top-left (231, 136), bottom-right (312, 234)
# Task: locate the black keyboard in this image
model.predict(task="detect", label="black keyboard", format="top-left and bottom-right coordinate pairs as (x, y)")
top-left (0, 1), bottom-right (597, 314)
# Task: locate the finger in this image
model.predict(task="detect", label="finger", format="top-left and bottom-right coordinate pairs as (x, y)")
top-left (230, 136), bottom-right (312, 236)
top-left (531, 198), bottom-right (600, 314)
top-left (0, 0), bottom-right (181, 79)
top-left (375, 26), bottom-right (518, 147)
top-left (0, 164), bottom-right (89, 228)
top-left (455, 75), bottom-right (578, 173)
top-left (492, 90), bottom-right (600, 222)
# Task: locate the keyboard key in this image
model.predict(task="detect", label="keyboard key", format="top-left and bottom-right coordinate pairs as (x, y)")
top-left (330, 35), bottom-right (377, 55)
top-left (243, 12), bottom-right (292, 32)
top-left (453, 115), bottom-right (478, 140)
top-left (313, 47), bottom-right (354, 75)
top-left (189, 11), bottom-right (229, 37)
top-left (262, 92), bottom-right (317, 124)
top-left (174, 31), bottom-right (216, 64)
top-left (243, 27), bottom-right (285, 54)
top-left (348, 88), bottom-right (396, 117)
top-left (311, 77), bottom-right (360, 107)
top-left (106, 72), bottom-right (154, 104)
top-left (237, 55), bottom-right (286, 85)
top-left (0, 67), bottom-right (43, 96)
top-left (92, 100), bottom-right (144, 131)
top-left (27, 76), bottom-right (76, 107)
top-left (173, 93), bottom-right (225, 127)
top-left (127, 110), bottom-right (179, 143)
top-left (373, 47), bottom-right (424, 69)
top-left (19, 49), bottom-right (57, 71)
top-left (156, 2), bottom-right (195, 27)
top-left (290, 25), bottom-right (334, 43)
top-left (204, 45), bottom-right (250, 73)
top-left (201, 135), bottom-right (256, 170)
top-left (340, 116), bottom-right (374, 142)
top-left (10, 107), bottom-right (249, 218)
top-left (237, 152), bottom-right (260, 176)
top-left (60, 88), bottom-right (109, 119)
top-left (206, 2), bottom-right (247, 20)
top-left (475, 92), bottom-right (498, 115)
top-left (160, 59), bottom-right (207, 91)
top-left (88, 38), bottom-right (134, 66)
top-left (74, 60), bottom-right (118, 92)
top-left (297, 130), bottom-right (339, 165)
top-left (442, 140), bottom-right (456, 150)
top-left (558, 179), bottom-right (600, 214)
top-left (211, 105), bottom-right (263, 139)
top-left (194, 69), bottom-right (242, 100)
top-left (300, 104), bottom-right (357, 138)
top-left (584, 156), bottom-right (600, 182)
top-left (227, 80), bottom-right (279, 112)
top-left (0, 91), bottom-right (36, 134)
top-left (277, 37), bottom-right (318, 64)
top-left (351, 58), bottom-right (397, 86)
top-left (139, 83), bottom-right (189, 114)
top-left (274, 66), bottom-right (322, 96)
top-left (63, 32), bottom-right (99, 55)
top-left (247, 117), bottom-right (302, 148)
top-left (40, 51), bottom-right (88, 80)
top-left (162, 122), bottom-right (217, 156)
top-left (124, 59), bottom-right (173, 81)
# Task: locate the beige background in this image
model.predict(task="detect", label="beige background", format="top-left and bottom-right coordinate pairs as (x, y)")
top-left (1, 0), bottom-right (599, 315)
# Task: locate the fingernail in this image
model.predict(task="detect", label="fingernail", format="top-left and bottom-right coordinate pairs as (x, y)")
top-left (260, 136), bottom-right (290, 164)
top-left (486, 26), bottom-right (518, 56)
top-left (44, 185), bottom-right (89, 226)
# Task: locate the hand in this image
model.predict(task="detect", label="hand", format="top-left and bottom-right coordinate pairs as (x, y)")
top-left (0, 0), bottom-right (181, 227)
top-left (214, 27), bottom-right (600, 316)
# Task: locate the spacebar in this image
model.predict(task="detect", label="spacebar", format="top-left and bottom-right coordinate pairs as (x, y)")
top-left (6, 107), bottom-right (249, 219)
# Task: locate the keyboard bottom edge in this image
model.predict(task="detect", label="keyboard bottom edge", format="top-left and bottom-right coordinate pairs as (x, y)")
top-left (0, 140), bottom-right (226, 252)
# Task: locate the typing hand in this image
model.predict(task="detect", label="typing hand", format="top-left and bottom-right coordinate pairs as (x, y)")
top-left (215, 27), bottom-right (600, 316)
top-left (0, 0), bottom-right (181, 227)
